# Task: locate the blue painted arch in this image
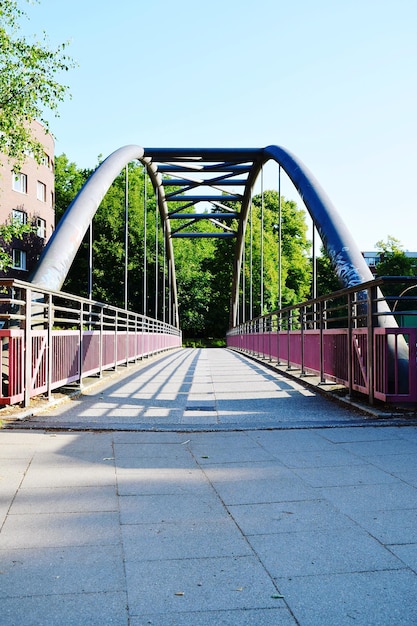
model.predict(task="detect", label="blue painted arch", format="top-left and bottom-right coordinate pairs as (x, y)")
top-left (30, 144), bottom-right (375, 330)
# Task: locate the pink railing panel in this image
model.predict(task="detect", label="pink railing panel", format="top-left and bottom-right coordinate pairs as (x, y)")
top-left (31, 331), bottom-right (48, 395)
top-left (323, 330), bottom-right (350, 385)
top-left (227, 325), bottom-right (417, 404)
top-left (374, 328), bottom-right (417, 402)
top-left (82, 331), bottom-right (101, 377)
top-left (0, 327), bottom-right (181, 406)
top-left (0, 330), bottom-right (25, 404)
top-left (52, 331), bottom-right (80, 388)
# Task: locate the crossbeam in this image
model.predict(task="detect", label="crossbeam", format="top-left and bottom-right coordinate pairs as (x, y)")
top-left (168, 213), bottom-right (239, 220)
top-left (171, 232), bottom-right (236, 239)
top-left (165, 194), bottom-right (242, 202)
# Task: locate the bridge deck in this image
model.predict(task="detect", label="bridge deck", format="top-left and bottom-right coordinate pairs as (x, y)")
top-left (6, 347), bottom-right (403, 431)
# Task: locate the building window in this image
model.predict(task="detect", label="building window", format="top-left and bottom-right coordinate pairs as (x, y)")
top-left (36, 217), bottom-right (46, 239)
top-left (12, 209), bottom-right (27, 225)
top-left (12, 249), bottom-right (27, 270)
top-left (37, 180), bottom-right (46, 202)
top-left (12, 173), bottom-right (28, 194)
top-left (41, 153), bottom-right (50, 168)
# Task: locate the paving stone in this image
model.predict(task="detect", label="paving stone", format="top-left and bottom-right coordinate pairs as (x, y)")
top-left (275, 569), bottom-right (417, 626)
top-left (130, 608), bottom-right (297, 626)
top-left (247, 526), bottom-right (404, 577)
top-left (0, 544), bottom-right (125, 598)
top-left (204, 464), bottom-right (317, 505)
top-left (0, 591), bottom-right (128, 626)
top-left (125, 555), bottom-right (282, 615)
top-left (317, 481), bottom-right (417, 514)
top-left (352, 507), bottom-right (417, 544)
top-left (290, 462), bottom-right (400, 487)
top-left (273, 447), bottom-right (367, 469)
top-left (0, 511), bottom-right (121, 549)
top-left (9, 485), bottom-right (118, 515)
top-left (228, 498), bottom-right (355, 535)
top-left (119, 492), bottom-right (226, 525)
top-left (121, 518), bottom-right (251, 561)
top-left (116, 467), bottom-right (207, 496)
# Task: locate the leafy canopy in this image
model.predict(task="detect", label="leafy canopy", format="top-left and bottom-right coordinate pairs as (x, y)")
top-left (0, 0), bottom-right (75, 168)
top-left (0, 218), bottom-right (34, 271)
top-left (375, 235), bottom-right (417, 277)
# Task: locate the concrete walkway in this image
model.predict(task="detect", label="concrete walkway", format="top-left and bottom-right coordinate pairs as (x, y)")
top-left (0, 348), bottom-right (416, 624)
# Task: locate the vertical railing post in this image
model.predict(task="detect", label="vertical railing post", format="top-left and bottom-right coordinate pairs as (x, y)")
top-left (347, 291), bottom-right (353, 398)
top-left (99, 305), bottom-right (103, 378)
top-left (79, 301), bottom-right (84, 388)
top-left (47, 292), bottom-right (53, 401)
top-left (114, 310), bottom-right (118, 370)
top-left (301, 305), bottom-right (306, 375)
top-left (367, 284), bottom-right (376, 405)
top-left (319, 299), bottom-right (325, 383)
top-left (286, 309), bottom-right (291, 369)
top-left (276, 312), bottom-right (279, 365)
top-left (125, 311), bottom-right (129, 366)
top-left (140, 314), bottom-right (144, 359)
top-left (24, 287), bottom-right (32, 407)
top-left (135, 313), bottom-right (139, 362)
top-left (268, 313), bottom-right (272, 361)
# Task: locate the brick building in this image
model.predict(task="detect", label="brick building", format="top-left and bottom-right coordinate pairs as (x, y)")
top-left (0, 120), bottom-right (55, 279)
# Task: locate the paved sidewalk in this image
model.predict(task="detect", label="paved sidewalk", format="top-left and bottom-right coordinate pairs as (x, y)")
top-left (0, 349), bottom-right (416, 624)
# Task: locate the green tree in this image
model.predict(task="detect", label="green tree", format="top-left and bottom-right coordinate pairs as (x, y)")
top-left (247, 191), bottom-right (312, 314)
top-left (174, 234), bottom-right (216, 337)
top-left (54, 154), bottom-right (91, 221)
top-left (375, 236), bottom-right (417, 277)
top-left (0, 0), bottom-right (74, 168)
top-left (203, 234), bottom-right (235, 337)
top-left (0, 218), bottom-right (33, 271)
top-left (315, 245), bottom-right (342, 297)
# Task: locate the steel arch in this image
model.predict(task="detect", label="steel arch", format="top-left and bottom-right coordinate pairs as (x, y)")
top-left (30, 144), bottom-right (374, 330)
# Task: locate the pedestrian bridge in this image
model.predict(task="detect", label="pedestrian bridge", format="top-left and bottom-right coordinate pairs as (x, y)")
top-left (1, 146), bottom-right (416, 412)
top-left (1, 271), bottom-right (416, 411)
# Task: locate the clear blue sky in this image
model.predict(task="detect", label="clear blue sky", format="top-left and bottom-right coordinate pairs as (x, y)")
top-left (21, 0), bottom-right (417, 252)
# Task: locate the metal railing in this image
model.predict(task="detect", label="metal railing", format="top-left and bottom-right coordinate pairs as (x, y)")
top-left (227, 277), bottom-right (417, 405)
top-left (0, 279), bottom-right (182, 406)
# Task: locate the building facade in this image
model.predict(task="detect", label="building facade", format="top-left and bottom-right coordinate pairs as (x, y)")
top-left (362, 250), bottom-right (417, 276)
top-left (0, 120), bottom-right (55, 279)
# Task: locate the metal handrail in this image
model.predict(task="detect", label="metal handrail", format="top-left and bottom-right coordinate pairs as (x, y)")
top-left (227, 276), bottom-right (417, 406)
top-left (0, 278), bottom-right (181, 406)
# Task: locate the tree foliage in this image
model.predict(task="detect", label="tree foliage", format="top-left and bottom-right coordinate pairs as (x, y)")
top-left (0, 218), bottom-right (34, 271)
top-left (375, 235), bottom-right (417, 277)
top-left (0, 0), bottom-right (75, 168)
top-left (247, 190), bottom-right (312, 313)
top-left (315, 245), bottom-right (342, 297)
